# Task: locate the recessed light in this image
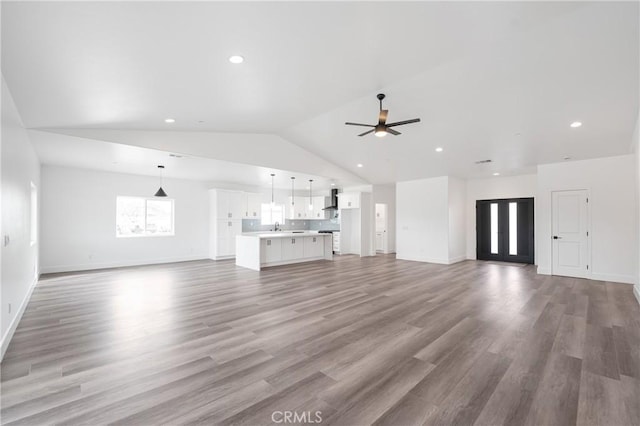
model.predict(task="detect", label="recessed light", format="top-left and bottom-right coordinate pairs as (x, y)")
top-left (229, 55), bottom-right (244, 64)
top-left (493, 172), bottom-right (500, 176)
top-left (357, 164), bottom-right (363, 168)
top-left (331, 183), bottom-right (335, 186)
top-left (435, 147), bottom-right (443, 152)
top-left (570, 121), bottom-right (582, 128)
top-left (164, 118), bottom-right (175, 123)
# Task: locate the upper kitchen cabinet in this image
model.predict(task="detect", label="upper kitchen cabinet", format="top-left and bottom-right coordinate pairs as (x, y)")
top-left (311, 196), bottom-right (327, 219)
top-left (245, 193), bottom-right (261, 219)
top-left (289, 196), bottom-right (326, 219)
top-left (338, 192), bottom-right (360, 209)
top-left (288, 196), bottom-right (307, 219)
top-left (213, 189), bottom-right (244, 219)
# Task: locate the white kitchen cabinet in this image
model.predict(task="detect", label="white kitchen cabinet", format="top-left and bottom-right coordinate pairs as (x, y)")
top-left (215, 219), bottom-right (242, 257)
top-left (245, 193), bottom-right (261, 219)
top-left (209, 189), bottom-right (244, 259)
top-left (311, 196), bottom-right (326, 219)
top-left (289, 196), bottom-right (309, 219)
top-left (338, 192), bottom-right (360, 209)
top-left (303, 236), bottom-right (324, 258)
top-left (237, 233), bottom-right (333, 271)
top-left (213, 189), bottom-right (244, 219)
top-left (282, 236), bottom-right (305, 260)
top-left (261, 238), bottom-right (282, 263)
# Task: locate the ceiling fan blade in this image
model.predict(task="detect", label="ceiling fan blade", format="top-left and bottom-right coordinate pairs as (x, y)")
top-left (358, 129), bottom-right (375, 137)
top-left (386, 118), bottom-right (421, 127)
top-left (386, 128), bottom-right (401, 136)
top-left (378, 109), bottom-right (388, 125)
top-left (345, 122), bottom-right (375, 127)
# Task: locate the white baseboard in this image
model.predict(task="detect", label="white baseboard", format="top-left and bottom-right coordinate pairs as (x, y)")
top-left (447, 255), bottom-right (467, 265)
top-left (537, 267), bottom-right (551, 275)
top-left (634, 285), bottom-right (640, 306)
top-left (40, 254), bottom-right (209, 274)
top-left (396, 254), bottom-right (450, 265)
top-left (209, 255), bottom-right (235, 261)
top-left (591, 272), bottom-right (636, 285)
top-left (1, 275), bottom-right (38, 361)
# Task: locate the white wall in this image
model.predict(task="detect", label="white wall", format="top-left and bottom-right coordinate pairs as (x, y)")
top-left (448, 177), bottom-right (467, 263)
top-left (633, 112), bottom-right (640, 302)
top-left (40, 166), bottom-right (209, 273)
top-left (465, 174), bottom-right (537, 259)
top-left (373, 184), bottom-right (396, 253)
top-left (397, 176), bottom-right (451, 263)
top-left (537, 155), bottom-right (637, 284)
top-left (1, 76), bottom-right (41, 359)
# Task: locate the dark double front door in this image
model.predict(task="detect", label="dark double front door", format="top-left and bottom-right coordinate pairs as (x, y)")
top-left (476, 198), bottom-right (534, 264)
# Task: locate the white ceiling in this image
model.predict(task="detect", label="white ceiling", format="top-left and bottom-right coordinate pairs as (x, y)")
top-left (28, 130), bottom-right (339, 191)
top-left (2, 1), bottom-right (638, 184)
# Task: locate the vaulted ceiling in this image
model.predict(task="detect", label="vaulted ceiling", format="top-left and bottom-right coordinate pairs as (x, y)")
top-left (2, 1), bottom-right (638, 186)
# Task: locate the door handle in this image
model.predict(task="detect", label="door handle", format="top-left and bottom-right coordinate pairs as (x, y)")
top-left (553, 236), bottom-right (562, 240)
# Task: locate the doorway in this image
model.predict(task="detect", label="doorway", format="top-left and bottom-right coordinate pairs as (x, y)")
top-left (375, 203), bottom-right (388, 253)
top-left (551, 190), bottom-right (590, 278)
top-left (476, 198), bottom-right (534, 263)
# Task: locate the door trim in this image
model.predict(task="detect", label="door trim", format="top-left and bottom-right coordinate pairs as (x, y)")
top-left (550, 189), bottom-right (591, 279)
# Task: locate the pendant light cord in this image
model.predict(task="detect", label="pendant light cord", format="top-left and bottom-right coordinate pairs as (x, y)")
top-left (271, 173), bottom-right (275, 205)
top-left (291, 177), bottom-right (295, 205)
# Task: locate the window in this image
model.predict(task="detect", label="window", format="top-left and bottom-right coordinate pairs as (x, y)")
top-left (509, 202), bottom-right (518, 255)
top-left (490, 203), bottom-right (498, 254)
top-left (116, 196), bottom-right (174, 237)
top-left (30, 182), bottom-right (37, 246)
top-left (261, 203), bottom-right (284, 225)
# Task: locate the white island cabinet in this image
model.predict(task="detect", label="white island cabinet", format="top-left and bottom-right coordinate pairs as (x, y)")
top-left (236, 232), bottom-right (333, 271)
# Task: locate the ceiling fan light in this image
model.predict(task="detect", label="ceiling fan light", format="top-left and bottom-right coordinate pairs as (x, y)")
top-left (374, 127), bottom-right (387, 137)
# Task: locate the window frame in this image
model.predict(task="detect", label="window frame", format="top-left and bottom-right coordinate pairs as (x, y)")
top-left (260, 203), bottom-right (285, 226)
top-left (116, 196), bottom-right (175, 238)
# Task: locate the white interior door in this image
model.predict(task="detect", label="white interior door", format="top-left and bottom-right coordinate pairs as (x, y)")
top-left (552, 190), bottom-right (589, 278)
top-left (375, 203), bottom-right (388, 253)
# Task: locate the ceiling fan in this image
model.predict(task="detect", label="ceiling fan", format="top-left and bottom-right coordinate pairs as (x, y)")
top-left (345, 93), bottom-right (421, 137)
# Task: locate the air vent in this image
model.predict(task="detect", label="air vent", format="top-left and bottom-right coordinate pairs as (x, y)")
top-left (169, 153), bottom-right (183, 158)
top-left (474, 159), bottom-right (492, 164)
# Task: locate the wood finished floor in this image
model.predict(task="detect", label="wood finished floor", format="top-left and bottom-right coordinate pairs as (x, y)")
top-left (1, 255), bottom-right (639, 425)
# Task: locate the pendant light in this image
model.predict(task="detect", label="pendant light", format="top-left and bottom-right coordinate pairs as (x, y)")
top-left (154, 165), bottom-right (167, 197)
top-left (308, 179), bottom-right (313, 211)
top-left (290, 177), bottom-right (295, 206)
top-left (270, 173), bottom-right (275, 207)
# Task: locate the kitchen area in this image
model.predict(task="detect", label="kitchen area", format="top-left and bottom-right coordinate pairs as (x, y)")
top-left (209, 185), bottom-right (373, 271)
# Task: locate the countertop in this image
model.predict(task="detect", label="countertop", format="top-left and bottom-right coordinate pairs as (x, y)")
top-left (239, 231), bottom-right (332, 239)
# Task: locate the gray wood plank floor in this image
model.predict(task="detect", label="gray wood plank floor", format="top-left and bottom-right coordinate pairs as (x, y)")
top-left (1, 255), bottom-right (639, 425)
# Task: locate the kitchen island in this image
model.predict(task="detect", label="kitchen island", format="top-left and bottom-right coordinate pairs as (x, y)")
top-left (236, 231), bottom-right (333, 271)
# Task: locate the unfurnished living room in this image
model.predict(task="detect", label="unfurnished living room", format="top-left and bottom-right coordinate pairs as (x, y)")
top-left (1, 1), bottom-right (639, 425)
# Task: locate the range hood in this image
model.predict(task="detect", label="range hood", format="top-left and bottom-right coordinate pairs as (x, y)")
top-left (322, 188), bottom-right (339, 210)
